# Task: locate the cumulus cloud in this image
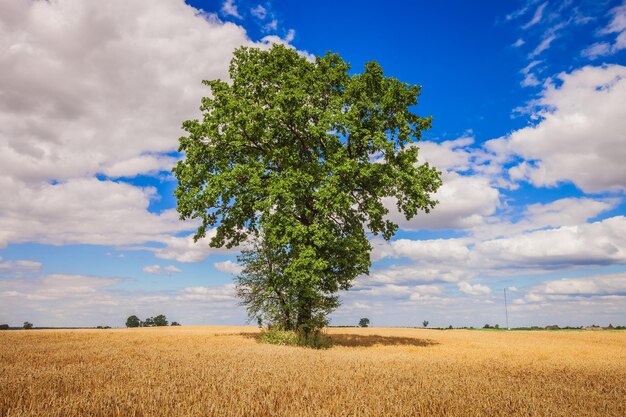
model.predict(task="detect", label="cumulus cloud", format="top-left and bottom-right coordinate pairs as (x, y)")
top-left (0, 178), bottom-right (192, 248)
top-left (214, 260), bottom-right (244, 274)
top-left (385, 171), bottom-right (500, 231)
top-left (519, 272), bottom-right (626, 311)
top-left (142, 264), bottom-right (182, 274)
top-left (458, 281), bottom-right (491, 296)
top-left (154, 231), bottom-right (234, 263)
top-left (372, 237), bottom-right (471, 264)
top-left (0, 0), bottom-right (299, 252)
top-left (175, 284), bottom-right (237, 302)
top-left (0, 258), bottom-right (42, 271)
top-left (0, 269), bottom-right (243, 326)
top-left (356, 265), bottom-right (465, 286)
top-left (504, 64), bottom-right (626, 192)
top-left (475, 216), bottom-right (626, 268)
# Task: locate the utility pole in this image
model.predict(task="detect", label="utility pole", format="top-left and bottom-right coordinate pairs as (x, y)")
top-left (504, 288), bottom-right (510, 330)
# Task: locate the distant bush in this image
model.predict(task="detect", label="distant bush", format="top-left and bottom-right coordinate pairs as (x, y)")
top-left (23, 322), bottom-right (33, 330)
top-left (0, 324), bottom-right (9, 330)
top-left (171, 322), bottom-right (181, 326)
top-left (358, 318), bottom-right (370, 328)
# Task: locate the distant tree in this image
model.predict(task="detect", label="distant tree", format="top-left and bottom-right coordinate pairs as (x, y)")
top-left (483, 324), bottom-right (491, 329)
top-left (153, 315), bottom-right (168, 327)
top-left (359, 318), bottom-right (370, 328)
top-left (448, 325), bottom-right (453, 329)
top-left (126, 315), bottom-right (141, 328)
top-left (171, 321), bottom-right (181, 326)
top-left (142, 317), bottom-right (155, 327)
top-left (23, 322), bottom-right (33, 330)
top-left (422, 320), bottom-right (429, 328)
top-left (494, 324), bottom-right (500, 329)
top-left (0, 324), bottom-right (9, 330)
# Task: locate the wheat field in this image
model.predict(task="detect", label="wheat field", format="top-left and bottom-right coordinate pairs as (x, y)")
top-left (1, 326), bottom-right (625, 416)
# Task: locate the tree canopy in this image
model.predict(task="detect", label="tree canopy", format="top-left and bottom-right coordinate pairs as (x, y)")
top-left (174, 45), bottom-right (441, 334)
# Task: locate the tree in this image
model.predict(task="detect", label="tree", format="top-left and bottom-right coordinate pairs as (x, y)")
top-left (422, 320), bottom-right (429, 328)
top-left (174, 45), bottom-right (441, 335)
top-left (142, 317), bottom-right (155, 327)
top-left (153, 314), bottom-right (168, 327)
top-left (359, 318), bottom-right (370, 328)
top-left (23, 322), bottom-right (33, 330)
top-left (171, 321), bottom-right (181, 326)
top-left (0, 324), bottom-right (9, 330)
top-left (126, 315), bottom-right (141, 328)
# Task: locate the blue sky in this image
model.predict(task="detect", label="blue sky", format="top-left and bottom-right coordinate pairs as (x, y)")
top-left (1, 0), bottom-right (625, 328)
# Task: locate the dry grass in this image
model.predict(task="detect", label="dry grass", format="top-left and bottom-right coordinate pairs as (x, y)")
top-left (1, 326), bottom-right (625, 416)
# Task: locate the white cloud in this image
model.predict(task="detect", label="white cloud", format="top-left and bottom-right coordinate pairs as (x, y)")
top-left (154, 231), bottom-right (233, 263)
top-left (214, 260), bottom-right (244, 274)
top-left (0, 0), bottom-right (303, 252)
top-left (513, 38), bottom-right (525, 47)
top-left (522, 2), bottom-right (547, 30)
top-left (583, 2), bottom-right (626, 58)
top-left (221, 0), bottom-right (241, 19)
top-left (0, 0), bottom-right (254, 185)
top-left (385, 171), bottom-right (499, 230)
top-left (520, 60), bottom-right (543, 87)
top-left (522, 272), bottom-right (626, 307)
top-left (458, 281), bottom-right (491, 296)
top-left (473, 197), bottom-right (618, 239)
top-left (175, 284), bottom-right (237, 302)
top-left (142, 264), bottom-right (182, 274)
top-left (0, 269), bottom-right (243, 326)
top-left (581, 42), bottom-right (611, 59)
top-left (357, 265), bottom-right (465, 286)
top-left (372, 237), bottom-right (471, 263)
top-left (475, 216), bottom-right (626, 268)
top-left (264, 19), bottom-right (278, 32)
top-left (530, 33), bottom-right (556, 57)
top-left (250, 5), bottom-right (267, 20)
top-left (0, 258), bottom-right (42, 271)
top-left (0, 178), bottom-right (193, 248)
top-left (504, 64), bottom-right (626, 192)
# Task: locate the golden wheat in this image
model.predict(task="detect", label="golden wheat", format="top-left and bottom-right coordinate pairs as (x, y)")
top-left (1, 326), bottom-right (625, 416)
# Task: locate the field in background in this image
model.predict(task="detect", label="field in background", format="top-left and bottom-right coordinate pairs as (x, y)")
top-left (1, 326), bottom-right (625, 416)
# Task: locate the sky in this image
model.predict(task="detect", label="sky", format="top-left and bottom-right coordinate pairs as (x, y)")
top-left (1, 0), bottom-right (626, 328)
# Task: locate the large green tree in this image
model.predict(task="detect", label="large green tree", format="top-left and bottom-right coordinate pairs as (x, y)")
top-left (174, 45), bottom-right (441, 333)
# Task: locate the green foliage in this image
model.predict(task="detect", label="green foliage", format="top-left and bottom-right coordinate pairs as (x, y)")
top-left (126, 315), bottom-right (141, 328)
top-left (422, 320), bottom-right (429, 328)
top-left (0, 324), bottom-right (9, 330)
top-left (171, 322), bottom-right (181, 326)
top-left (359, 318), bottom-right (370, 328)
top-left (174, 45), bottom-right (441, 334)
top-left (140, 315), bottom-right (169, 327)
top-left (259, 328), bottom-right (331, 349)
top-left (236, 236), bottom-right (337, 333)
top-left (153, 314), bottom-right (169, 327)
top-left (23, 321), bottom-right (33, 330)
